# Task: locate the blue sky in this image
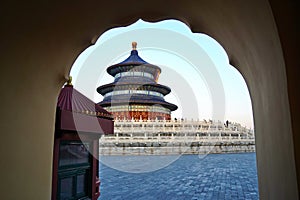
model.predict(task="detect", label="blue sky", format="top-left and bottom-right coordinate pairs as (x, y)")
top-left (71, 19), bottom-right (254, 128)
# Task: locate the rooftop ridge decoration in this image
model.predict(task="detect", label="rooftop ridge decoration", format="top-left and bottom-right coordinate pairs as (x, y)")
top-left (132, 41), bottom-right (137, 50)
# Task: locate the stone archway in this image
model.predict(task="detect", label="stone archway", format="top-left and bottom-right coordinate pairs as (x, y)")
top-left (1, 1), bottom-right (299, 199)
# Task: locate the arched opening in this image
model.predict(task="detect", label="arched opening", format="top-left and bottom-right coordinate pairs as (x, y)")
top-left (71, 19), bottom-right (258, 199)
top-left (1, 1), bottom-right (298, 199)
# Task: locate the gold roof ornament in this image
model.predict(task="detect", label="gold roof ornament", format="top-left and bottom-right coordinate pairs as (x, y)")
top-left (66, 76), bottom-right (72, 86)
top-left (132, 41), bottom-right (137, 50)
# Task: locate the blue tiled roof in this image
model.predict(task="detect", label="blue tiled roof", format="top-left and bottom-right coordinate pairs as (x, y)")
top-left (118, 50), bottom-right (148, 65)
top-left (98, 94), bottom-right (178, 111)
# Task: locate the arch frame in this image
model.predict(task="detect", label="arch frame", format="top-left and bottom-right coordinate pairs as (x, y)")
top-left (0, 0), bottom-right (299, 199)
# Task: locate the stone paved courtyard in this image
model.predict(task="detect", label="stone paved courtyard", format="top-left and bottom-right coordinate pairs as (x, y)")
top-left (99, 153), bottom-right (259, 200)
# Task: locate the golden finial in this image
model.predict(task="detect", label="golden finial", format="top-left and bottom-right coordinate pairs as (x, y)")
top-left (132, 41), bottom-right (137, 50)
top-left (67, 76), bottom-right (72, 86)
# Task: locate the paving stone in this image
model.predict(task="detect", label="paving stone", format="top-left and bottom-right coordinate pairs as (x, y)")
top-left (99, 153), bottom-right (259, 200)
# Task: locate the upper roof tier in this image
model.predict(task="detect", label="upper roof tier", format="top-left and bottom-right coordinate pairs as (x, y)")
top-left (106, 42), bottom-right (161, 80)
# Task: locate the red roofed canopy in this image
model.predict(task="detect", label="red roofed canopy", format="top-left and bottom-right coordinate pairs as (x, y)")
top-left (56, 82), bottom-right (114, 134)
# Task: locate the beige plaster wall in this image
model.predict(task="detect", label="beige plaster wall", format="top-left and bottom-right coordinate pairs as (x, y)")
top-left (0, 0), bottom-right (298, 199)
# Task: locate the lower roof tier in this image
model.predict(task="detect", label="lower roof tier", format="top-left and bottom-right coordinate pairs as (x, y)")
top-left (98, 97), bottom-right (178, 111)
top-left (97, 83), bottom-right (171, 96)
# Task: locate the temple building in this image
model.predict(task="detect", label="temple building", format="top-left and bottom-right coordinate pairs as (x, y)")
top-left (97, 42), bottom-right (177, 120)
